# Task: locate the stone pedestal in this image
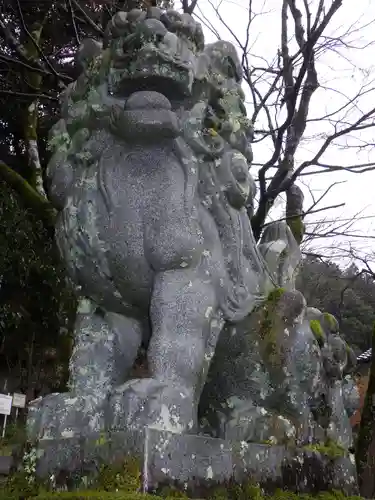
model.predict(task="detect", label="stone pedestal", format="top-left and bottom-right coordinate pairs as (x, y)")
top-left (32, 427), bottom-right (358, 497)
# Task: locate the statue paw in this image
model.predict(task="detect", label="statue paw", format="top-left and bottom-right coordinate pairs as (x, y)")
top-left (27, 392), bottom-right (106, 441)
top-left (107, 378), bottom-right (196, 434)
top-left (223, 403), bottom-right (296, 445)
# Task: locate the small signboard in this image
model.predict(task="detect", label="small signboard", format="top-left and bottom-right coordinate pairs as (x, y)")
top-left (0, 395), bottom-right (12, 416)
top-left (12, 393), bottom-right (26, 409)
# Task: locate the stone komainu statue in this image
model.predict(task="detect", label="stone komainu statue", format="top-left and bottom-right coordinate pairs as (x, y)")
top-left (27, 8), bottom-right (359, 450)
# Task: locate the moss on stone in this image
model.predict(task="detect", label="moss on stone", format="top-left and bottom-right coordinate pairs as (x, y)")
top-left (310, 319), bottom-right (325, 347)
top-left (287, 215), bottom-right (305, 245)
top-left (322, 312), bottom-right (339, 334)
top-left (304, 438), bottom-right (346, 459)
top-left (345, 342), bottom-right (353, 356)
top-left (259, 439), bottom-right (274, 445)
top-left (258, 288), bottom-right (286, 368)
top-left (266, 287), bottom-right (286, 304)
top-left (94, 432), bottom-right (107, 447)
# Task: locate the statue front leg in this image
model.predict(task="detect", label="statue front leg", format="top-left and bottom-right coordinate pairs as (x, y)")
top-left (107, 268), bottom-right (219, 433)
top-left (27, 298), bottom-right (142, 441)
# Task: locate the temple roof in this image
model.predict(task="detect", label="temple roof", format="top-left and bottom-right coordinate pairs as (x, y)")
top-left (357, 348), bottom-right (372, 363)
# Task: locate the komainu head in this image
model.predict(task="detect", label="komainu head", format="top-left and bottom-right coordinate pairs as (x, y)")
top-left (104, 8), bottom-right (204, 100)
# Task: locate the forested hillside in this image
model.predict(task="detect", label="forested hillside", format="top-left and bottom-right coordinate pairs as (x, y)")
top-left (296, 257), bottom-right (375, 355)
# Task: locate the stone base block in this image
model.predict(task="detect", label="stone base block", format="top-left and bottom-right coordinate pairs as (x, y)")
top-left (33, 427), bottom-right (358, 497)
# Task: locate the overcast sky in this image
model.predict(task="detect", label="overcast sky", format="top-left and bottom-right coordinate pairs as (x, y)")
top-left (178, 0), bottom-right (375, 264)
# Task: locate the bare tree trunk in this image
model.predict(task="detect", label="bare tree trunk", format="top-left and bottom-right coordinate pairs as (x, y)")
top-left (22, 21), bottom-right (48, 198)
top-left (25, 329), bottom-right (36, 403)
top-left (0, 161), bottom-right (55, 232)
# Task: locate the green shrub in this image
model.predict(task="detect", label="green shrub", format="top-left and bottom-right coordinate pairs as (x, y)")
top-left (28, 493), bottom-right (160, 499)
top-left (208, 485), bottom-right (230, 500)
top-left (0, 487), bottom-right (370, 500)
top-left (94, 457), bottom-right (141, 492)
top-left (0, 422), bottom-right (26, 458)
top-left (270, 490), bottom-right (300, 500)
top-left (5, 470), bottom-right (41, 497)
top-left (157, 485), bottom-right (188, 498)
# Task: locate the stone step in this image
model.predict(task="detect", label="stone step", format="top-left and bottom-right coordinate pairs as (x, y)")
top-left (33, 427), bottom-right (358, 497)
top-left (0, 455), bottom-right (13, 476)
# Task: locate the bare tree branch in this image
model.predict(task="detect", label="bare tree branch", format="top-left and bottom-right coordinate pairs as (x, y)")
top-left (70, 0), bottom-right (104, 35)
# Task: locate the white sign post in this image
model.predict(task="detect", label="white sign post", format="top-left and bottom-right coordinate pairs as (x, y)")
top-left (12, 393), bottom-right (26, 408)
top-left (12, 393), bottom-right (26, 420)
top-left (0, 394), bottom-right (12, 438)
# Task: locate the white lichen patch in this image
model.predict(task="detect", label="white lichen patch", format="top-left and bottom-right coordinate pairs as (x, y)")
top-left (77, 298), bottom-right (94, 315)
top-left (65, 397), bottom-right (79, 406)
top-left (204, 352), bottom-right (214, 362)
top-left (205, 306), bottom-right (213, 318)
top-left (206, 465), bottom-right (213, 479)
top-left (153, 404), bottom-right (185, 434)
top-left (61, 429), bottom-right (75, 438)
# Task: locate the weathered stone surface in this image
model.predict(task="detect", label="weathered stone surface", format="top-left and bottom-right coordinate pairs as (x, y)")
top-left (28, 6), bottom-right (277, 442)
top-left (145, 427), bottom-right (233, 489)
top-left (0, 455), bottom-right (13, 476)
top-left (200, 289), bottom-right (359, 450)
top-left (34, 428), bottom-right (145, 480)
top-left (26, 6), bottom-right (360, 493)
top-left (32, 428), bottom-right (358, 497)
top-left (258, 221), bottom-right (302, 291)
top-left (200, 289), bottom-right (312, 445)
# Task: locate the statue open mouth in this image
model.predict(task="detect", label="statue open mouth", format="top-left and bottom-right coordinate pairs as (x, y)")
top-left (108, 23), bottom-right (196, 103)
top-left (107, 28), bottom-right (196, 139)
top-left (114, 74), bottom-right (189, 103)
